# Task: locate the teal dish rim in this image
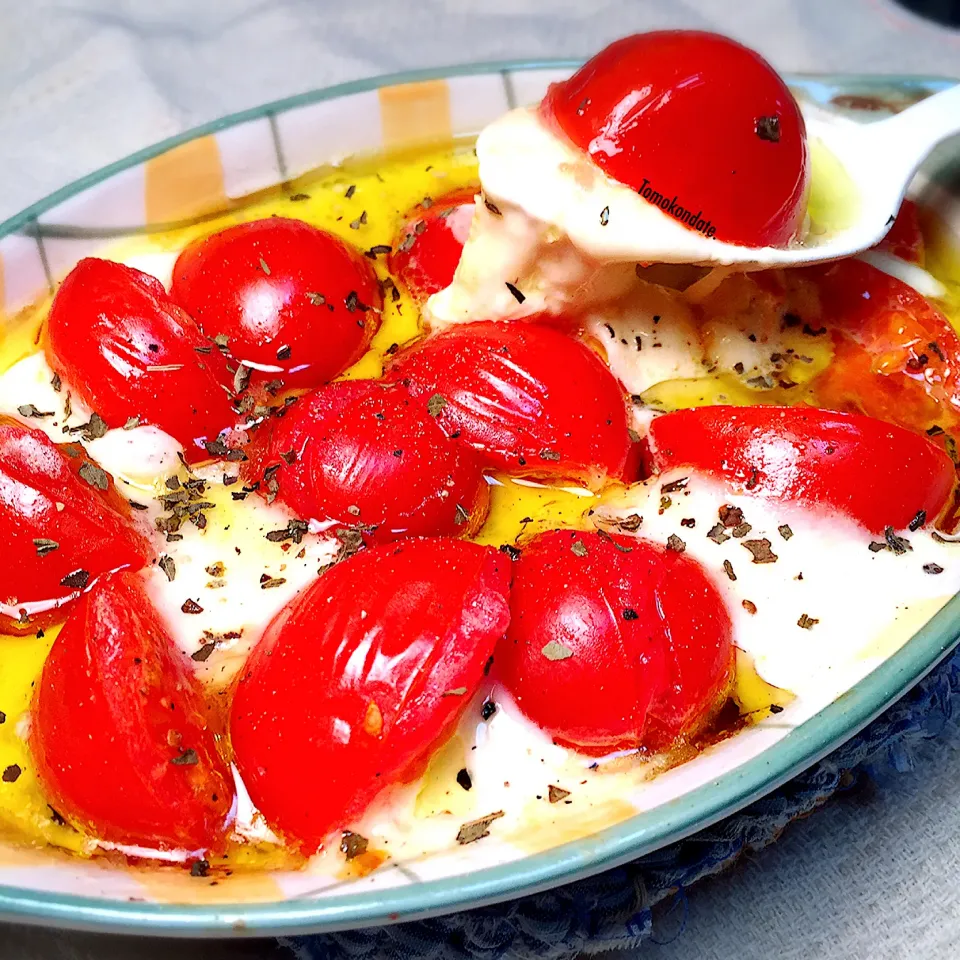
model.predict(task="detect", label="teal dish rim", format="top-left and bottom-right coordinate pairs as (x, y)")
top-left (0, 60), bottom-right (958, 938)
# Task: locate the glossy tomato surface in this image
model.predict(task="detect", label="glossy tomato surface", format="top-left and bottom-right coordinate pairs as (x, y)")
top-left (45, 258), bottom-right (237, 461)
top-left (171, 218), bottom-right (382, 390)
top-left (230, 537), bottom-right (511, 851)
top-left (874, 198), bottom-right (924, 264)
top-left (246, 380), bottom-right (489, 540)
top-left (497, 529), bottom-right (733, 754)
top-left (541, 31), bottom-right (808, 247)
top-left (389, 188), bottom-right (477, 301)
top-left (32, 572), bottom-right (234, 851)
top-left (387, 321), bottom-right (631, 487)
top-left (807, 259), bottom-right (960, 449)
top-left (0, 420), bottom-right (151, 631)
top-left (642, 543), bottom-right (737, 748)
top-left (648, 406), bottom-right (954, 533)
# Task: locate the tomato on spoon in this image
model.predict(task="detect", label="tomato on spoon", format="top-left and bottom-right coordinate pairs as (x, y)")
top-left (32, 572), bottom-right (234, 851)
top-left (245, 380), bottom-right (490, 541)
top-left (497, 529), bottom-right (733, 754)
top-left (540, 31), bottom-right (809, 247)
top-left (0, 420), bottom-right (151, 633)
top-left (230, 537), bottom-right (511, 852)
top-left (45, 258), bottom-right (237, 462)
top-left (647, 405), bottom-right (954, 533)
top-left (386, 321), bottom-right (631, 488)
top-left (389, 188), bottom-right (477, 301)
top-left (171, 217), bottom-right (382, 391)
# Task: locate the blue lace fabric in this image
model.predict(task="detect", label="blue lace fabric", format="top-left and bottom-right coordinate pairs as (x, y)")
top-left (279, 645), bottom-right (960, 960)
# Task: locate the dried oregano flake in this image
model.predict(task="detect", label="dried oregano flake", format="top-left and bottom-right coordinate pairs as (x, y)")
top-left (456, 810), bottom-right (505, 845)
top-left (542, 640), bottom-right (574, 661)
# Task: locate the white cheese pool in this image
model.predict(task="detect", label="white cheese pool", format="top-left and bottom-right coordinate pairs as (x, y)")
top-left (1, 263), bottom-right (956, 875)
top-left (337, 467), bottom-right (958, 869)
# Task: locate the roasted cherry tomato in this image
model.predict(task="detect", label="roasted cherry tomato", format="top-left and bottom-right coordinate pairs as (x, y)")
top-left (46, 258), bottom-right (237, 461)
top-left (540, 31), bottom-right (808, 247)
top-left (245, 380), bottom-right (490, 540)
top-left (244, 378), bottom-right (372, 518)
top-left (171, 218), bottom-right (382, 391)
top-left (807, 259), bottom-right (960, 449)
top-left (0, 420), bottom-right (151, 633)
top-left (386, 321), bottom-right (631, 487)
top-left (497, 529), bottom-right (733, 754)
top-left (875, 198), bottom-right (924, 265)
top-left (231, 537), bottom-right (511, 851)
top-left (642, 542), bottom-right (735, 748)
top-left (32, 572), bottom-right (234, 851)
top-left (389, 188), bottom-right (477, 301)
top-left (647, 406), bottom-right (954, 533)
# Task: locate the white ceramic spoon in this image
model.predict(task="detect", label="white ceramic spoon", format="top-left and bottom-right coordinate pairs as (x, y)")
top-left (699, 83), bottom-right (960, 269)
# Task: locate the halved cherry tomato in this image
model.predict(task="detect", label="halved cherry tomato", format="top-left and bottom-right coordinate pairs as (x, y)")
top-left (389, 188), bottom-right (477, 301)
top-left (643, 544), bottom-right (735, 749)
top-left (243, 378), bottom-right (372, 519)
top-left (496, 529), bottom-right (733, 754)
top-left (32, 572), bottom-right (234, 851)
top-left (171, 218), bottom-right (382, 391)
top-left (46, 258), bottom-right (237, 461)
top-left (806, 259), bottom-right (960, 448)
top-left (245, 380), bottom-right (490, 540)
top-left (386, 321), bottom-right (631, 487)
top-left (540, 31), bottom-right (808, 247)
top-left (875, 198), bottom-right (924, 265)
top-left (230, 537), bottom-right (511, 851)
top-left (0, 420), bottom-right (151, 633)
top-left (647, 405), bottom-right (954, 533)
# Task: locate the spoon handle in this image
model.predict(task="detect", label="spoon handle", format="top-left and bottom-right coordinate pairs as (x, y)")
top-left (869, 84), bottom-right (960, 181)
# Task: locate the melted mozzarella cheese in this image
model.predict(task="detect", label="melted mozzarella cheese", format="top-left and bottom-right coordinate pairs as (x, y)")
top-left (1, 135), bottom-right (956, 873)
top-left (426, 108), bottom-right (794, 328)
top-left (586, 280), bottom-right (707, 396)
top-left (0, 348), bottom-right (339, 690)
top-left (85, 427), bottom-right (183, 489)
top-left (0, 352), bottom-right (182, 484)
top-left (338, 467), bottom-right (960, 864)
top-left (425, 109), bottom-right (944, 334)
top-left (598, 469), bottom-right (958, 694)
top-left (136, 470), bottom-right (337, 689)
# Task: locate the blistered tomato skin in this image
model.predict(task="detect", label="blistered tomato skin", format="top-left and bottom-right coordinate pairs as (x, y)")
top-left (247, 380), bottom-right (490, 541)
top-left (45, 258), bottom-right (237, 462)
top-left (32, 572), bottom-right (235, 851)
top-left (0, 420), bottom-right (151, 632)
top-left (171, 218), bottom-right (382, 391)
top-left (389, 189), bottom-right (477, 301)
top-left (806, 259), bottom-right (960, 448)
top-left (648, 406), bottom-right (955, 533)
top-left (386, 321), bottom-right (631, 487)
top-left (540, 31), bottom-right (809, 248)
top-left (496, 530), bottom-right (733, 754)
top-left (230, 537), bottom-right (512, 852)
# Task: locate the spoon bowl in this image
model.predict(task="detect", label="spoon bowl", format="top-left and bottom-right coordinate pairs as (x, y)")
top-left (703, 83), bottom-right (960, 270)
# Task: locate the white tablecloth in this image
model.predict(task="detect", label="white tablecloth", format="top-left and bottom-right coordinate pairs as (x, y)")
top-left (1, 1), bottom-right (959, 957)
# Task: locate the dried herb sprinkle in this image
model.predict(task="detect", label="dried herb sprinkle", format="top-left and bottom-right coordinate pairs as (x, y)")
top-left (456, 811), bottom-right (505, 845)
top-left (505, 282), bottom-right (526, 304)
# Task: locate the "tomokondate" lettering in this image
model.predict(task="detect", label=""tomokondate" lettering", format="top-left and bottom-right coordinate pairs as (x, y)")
top-left (638, 178), bottom-right (717, 239)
